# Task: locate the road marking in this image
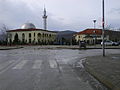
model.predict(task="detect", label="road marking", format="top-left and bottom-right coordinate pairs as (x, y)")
top-left (32, 60), bottom-right (42, 69)
top-left (12, 60), bottom-right (28, 69)
top-left (0, 60), bottom-right (14, 70)
top-left (49, 60), bottom-right (57, 68)
top-left (76, 58), bottom-right (86, 68)
top-left (77, 77), bottom-right (82, 81)
top-left (0, 60), bottom-right (21, 75)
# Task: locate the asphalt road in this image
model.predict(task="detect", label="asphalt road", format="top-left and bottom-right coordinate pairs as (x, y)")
top-left (0, 46), bottom-right (120, 90)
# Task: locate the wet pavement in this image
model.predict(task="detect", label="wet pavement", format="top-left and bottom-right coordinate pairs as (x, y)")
top-left (85, 54), bottom-right (120, 90)
top-left (0, 46), bottom-right (120, 90)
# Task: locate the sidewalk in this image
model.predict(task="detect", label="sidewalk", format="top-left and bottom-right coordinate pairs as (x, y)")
top-left (84, 54), bottom-right (120, 90)
top-left (0, 46), bottom-right (23, 50)
top-left (1, 45), bottom-right (120, 50)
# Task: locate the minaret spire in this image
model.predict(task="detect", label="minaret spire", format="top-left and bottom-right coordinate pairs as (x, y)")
top-left (43, 6), bottom-right (47, 30)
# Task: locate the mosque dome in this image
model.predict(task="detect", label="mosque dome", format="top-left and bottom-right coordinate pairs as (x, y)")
top-left (21, 23), bottom-right (36, 29)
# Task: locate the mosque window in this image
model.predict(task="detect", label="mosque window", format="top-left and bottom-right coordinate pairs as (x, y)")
top-left (42, 33), bottom-right (44, 37)
top-left (29, 33), bottom-right (31, 37)
top-left (34, 33), bottom-right (35, 37)
top-left (49, 34), bottom-right (51, 37)
top-left (37, 33), bottom-right (41, 41)
top-left (22, 33), bottom-right (25, 43)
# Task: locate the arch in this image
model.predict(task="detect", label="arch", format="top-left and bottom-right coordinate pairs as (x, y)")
top-left (29, 33), bottom-right (31, 43)
top-left (14, 33), bottom-right (19, 44)
top-left (22, 33), bottom-right (25, 39)
top-left (49, 34), bottom-right (52, 38)
top-left (37, 33), bottom-right (41, 43)
top-left (37, 33), bottom-right (41, 38)
top-left (22, 33), bottom-right (25, 43)
top-left (29, 33), bottom-right (31, 38)
top-left (34, 33), bottom-right (35, 37)
top-left (42, 33), bottom-right (44, 37)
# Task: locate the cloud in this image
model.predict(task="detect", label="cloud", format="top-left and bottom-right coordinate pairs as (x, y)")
top-left (0, 0), bottom-right (42, 28)
top-left (0, 0), bottom-right (98, 31)
top-left (0, 0), bottom-right (120, 32)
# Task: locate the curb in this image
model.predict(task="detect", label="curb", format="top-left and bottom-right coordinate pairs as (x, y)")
top-left (84, 63), bottom-right (120, 90)
top-left (0, 47), bottom-right (23, 50)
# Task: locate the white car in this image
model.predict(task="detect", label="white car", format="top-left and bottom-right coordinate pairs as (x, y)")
top-left (101, 41), bottom-right (113, 46)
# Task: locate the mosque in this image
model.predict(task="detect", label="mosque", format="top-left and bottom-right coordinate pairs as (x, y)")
top-left (7, 8), bottom-right (57, 45)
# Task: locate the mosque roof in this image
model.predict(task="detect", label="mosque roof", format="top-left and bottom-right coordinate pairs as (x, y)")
top-left (21, 23), bottom-right (36, 29)
top-left (7, 23), bottom-right (57, 33)
top-left (7, 28), bottom-right (57, 33)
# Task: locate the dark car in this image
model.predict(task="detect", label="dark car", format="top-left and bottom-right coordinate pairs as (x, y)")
top-left (79, 41), bottom-right (86, 48)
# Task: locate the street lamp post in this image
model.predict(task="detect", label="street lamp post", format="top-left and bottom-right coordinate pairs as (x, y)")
top-left (93, 20), bottom-right (96, 29)
top-left (93, 30), bottom-right (96, 45)
top-left (102, 0), bottom-right (105, 56)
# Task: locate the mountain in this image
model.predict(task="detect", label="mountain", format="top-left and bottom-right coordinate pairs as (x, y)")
top-left (55, 30), bottom-right (77, 45)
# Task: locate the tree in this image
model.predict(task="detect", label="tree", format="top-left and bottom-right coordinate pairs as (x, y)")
top-left (0, 24), bottom-right (9, 45)
top-left (105, 24), bottom-right (114, 30)
top-left (117, 28), bottom-right (120, 31)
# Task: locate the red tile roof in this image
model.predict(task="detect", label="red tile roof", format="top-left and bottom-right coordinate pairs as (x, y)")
top-left (77, 29), bottom-right (102, 35)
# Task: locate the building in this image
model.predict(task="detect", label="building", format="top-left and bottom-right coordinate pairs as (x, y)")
top-left (7, 23), bottom-right (56, 45)
top-left (75, 29), bottom-right (120, 44)
top-left (6, 7), bottom-right (57, 45)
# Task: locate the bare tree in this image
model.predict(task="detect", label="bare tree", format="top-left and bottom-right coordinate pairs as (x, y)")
top-left (117, 28), bottom-right (120, 31)
top-left (105, 24), bottom-right (114, 30)
top-left (0, 24), bottom-right (9, 43)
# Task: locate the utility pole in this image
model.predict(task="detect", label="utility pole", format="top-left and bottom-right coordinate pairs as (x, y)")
top-left (102, 0), bottom-right (105, 56)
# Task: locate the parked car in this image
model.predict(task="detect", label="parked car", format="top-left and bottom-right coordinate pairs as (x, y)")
top-left (117, 41), bottom-right (120, 45)
top-left (112, 42), bottom-right (119, 46)
top-left (79, 41), bottom-right (86, 48)
top-left (101, 41), bottom-right (119, 46)
top-left (101, 41), bottom-right (113, 46)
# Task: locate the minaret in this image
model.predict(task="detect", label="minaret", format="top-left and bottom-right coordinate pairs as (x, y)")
top-left (43, 7), bottom-right (47, 30)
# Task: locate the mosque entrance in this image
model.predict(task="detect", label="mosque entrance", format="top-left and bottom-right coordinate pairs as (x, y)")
top-left (14, 33), bottom-right (19, 44)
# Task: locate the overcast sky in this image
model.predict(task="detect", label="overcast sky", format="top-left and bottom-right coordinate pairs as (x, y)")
top-left (0, 0), bottom-right (120, 32)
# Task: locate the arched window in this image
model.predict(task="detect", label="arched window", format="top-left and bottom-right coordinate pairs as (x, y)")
top-left (37, 33), bottom-right (41, 41)
top-left (29, 33), bottom-right (31, 43)
top-left (29, 33), bottom-right (31, 38)
top-left (34, 33), bottom-right (35, 37)
top-left (49, 34), bottom-right (51, 37)
top-left (14, 33), bottom-right (19, 44)
top-left (44, 34), bottom-right (46, 37)
top-left (22, 33), bottom-right (25, 43)
top-left (42, 33), bottom-right (44, 37)
top-left (22, 33), bottom-right (25, 39)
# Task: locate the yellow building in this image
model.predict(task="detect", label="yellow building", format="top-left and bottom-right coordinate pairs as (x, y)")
top-left (7, 23), bottom-right (56, 45)
top-left (75, 29), bottom-right (109, 44)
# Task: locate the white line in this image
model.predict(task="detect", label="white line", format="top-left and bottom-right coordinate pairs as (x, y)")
top-left (77, 77), bottom-right (82, 81)
top-left (32, 60), bottom-right (42, 69)
top-left (12, 60), bottom-right (28, 69)
top-left (0, 60), bottom-right (21, 75)
top-left (0, 60), bottom-right (14, 70)
top-left (59, 66), bottom-right (63, 71)
top-left (49, 60), bottom-right (57, 68)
